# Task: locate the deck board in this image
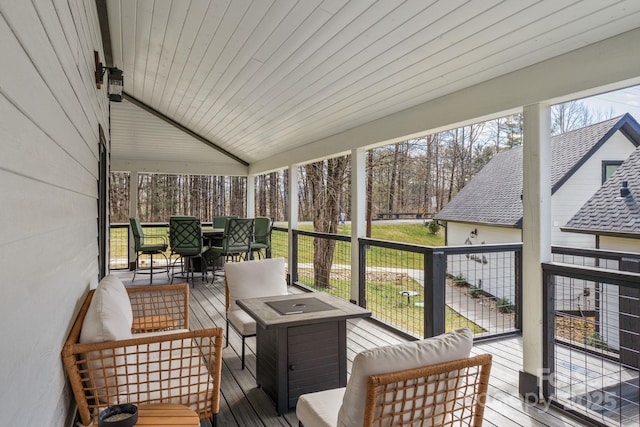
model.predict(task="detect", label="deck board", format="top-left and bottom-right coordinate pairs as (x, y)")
top-left (116, 271), bottom-right (592, 427)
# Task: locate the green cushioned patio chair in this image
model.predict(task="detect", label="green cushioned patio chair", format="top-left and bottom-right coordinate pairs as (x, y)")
top-left (129, 217), bottom-right (169, 284)
top-left (208, 218), bottom-right (254, 263)
top-left (213, 215), bottom-right (239, 229)
top-left (169, 216), bottom-right (208, 285)
top-left (250, 216), bottom-right (272, 259)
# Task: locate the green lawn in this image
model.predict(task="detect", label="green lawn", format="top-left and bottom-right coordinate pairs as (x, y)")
top-left (272, 222), bottom-right (444, 268)
top-left (297, 221), bottom-right (444, 245)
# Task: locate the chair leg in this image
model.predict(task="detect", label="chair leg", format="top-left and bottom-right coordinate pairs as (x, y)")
top-left (225, 321), bottom-right (229, 348)
top-left (162, 252), bottom-right (170, 279)
top-left (241, 336), bottom-right (246, 370)
top-left (149, 253), bottom-right (154, 284)
top-left (132, 254), bottom-right (138, 281)
top-left (188, 258), bottom-right (195, 287)
top-left (210, 414), bottom-right (217, 427)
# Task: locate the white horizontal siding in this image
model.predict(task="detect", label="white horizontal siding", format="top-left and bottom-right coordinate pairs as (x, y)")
top-left (599, 236), bottom-right (640, 253)
top-left (551, 131), bottom-right (636, 247)
top-left (445, 222), bottom-right (521, 302)
top-left (446, 222), bottom-right (521, 245)
top-left (0, 1), bottom-right (108, 426)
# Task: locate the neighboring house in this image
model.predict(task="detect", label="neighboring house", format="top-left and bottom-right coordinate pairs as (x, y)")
top-left (435, 114), bottom-right (640, 302)
top-left (437, 114), bottom-right (640, 248)
top-left (562, 146), bottom-right (640, 364)
top-left (563, 145), bottom-right (640, 251)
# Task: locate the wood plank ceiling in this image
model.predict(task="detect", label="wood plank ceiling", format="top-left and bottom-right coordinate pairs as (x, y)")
top-left (105, 0), bottom-right (640, 172)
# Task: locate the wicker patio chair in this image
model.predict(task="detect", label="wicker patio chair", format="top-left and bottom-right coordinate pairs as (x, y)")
top-left (361, 354), bottom-right (492, 426)
top-left (297, 328), bottom-right (492, 427)
top-left (62, 281), bottom-right (223, 427)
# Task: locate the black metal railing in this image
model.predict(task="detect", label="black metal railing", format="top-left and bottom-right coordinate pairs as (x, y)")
top-left (110, 223), bottom-right (130, 269)
top-left (552, 245), bottom-right (630, 270)
top-left (280, 228), bottom-right (522, 340)
top-left (359, 239), bottom-right (522, 340)
top-left (290, 229), bottom-right (352, 302)
top-left (543, 258), bottom-right (640, 427)
top-left (271, 226), bottom-right (289, 266)
top-left (111, 223), bottom-right (522, 341)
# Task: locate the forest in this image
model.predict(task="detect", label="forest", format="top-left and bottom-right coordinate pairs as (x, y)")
top-left (110, 101), bottom-right (613, 228)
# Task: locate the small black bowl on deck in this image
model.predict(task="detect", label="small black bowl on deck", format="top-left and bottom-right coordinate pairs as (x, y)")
top-left (98, 404), bottom-right (138, 427)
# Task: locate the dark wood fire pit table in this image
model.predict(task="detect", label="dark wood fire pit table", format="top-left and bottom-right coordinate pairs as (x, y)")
top-left (236, 292), bottom-right (371, 414)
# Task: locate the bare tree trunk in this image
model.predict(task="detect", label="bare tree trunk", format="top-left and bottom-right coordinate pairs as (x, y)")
top-left (268, 172), bottom-right (277, 217)
top-left (387, 144), bottom-right (400, 213)
top-left (305, 156), bottom-right (349, 288)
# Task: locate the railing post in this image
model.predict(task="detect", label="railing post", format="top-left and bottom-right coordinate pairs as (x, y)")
top-left (357, 239), bottom-right (367, 308)
top-left (424, 249), bottom-right (446, 338)
top-left (541, 264), bottom-right (555, 403)
top-left (515, 248), bottom-right (523, 331)
top-left (290, 229), bottom-right (299, 285)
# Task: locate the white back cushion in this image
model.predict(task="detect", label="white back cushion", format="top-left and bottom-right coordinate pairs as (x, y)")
top-left (80, 274), bottom-right (133, 343)
top-left (337, 327), bottom-right (473, 427)
top-left (225, 257), bottom-right (287, 312)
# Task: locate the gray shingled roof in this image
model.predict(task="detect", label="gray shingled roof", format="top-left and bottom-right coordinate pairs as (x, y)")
top-left (436, 114), bottom-right (640, 227)
top-left (563, 146), bottom-right (640, 237)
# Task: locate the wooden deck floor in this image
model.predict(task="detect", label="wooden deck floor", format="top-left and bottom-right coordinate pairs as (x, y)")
top-left (115, 270), bottom-right (595, 427)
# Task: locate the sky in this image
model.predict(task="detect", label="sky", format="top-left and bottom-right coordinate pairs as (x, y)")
top-left (580, 84), bottom-right (640, 119)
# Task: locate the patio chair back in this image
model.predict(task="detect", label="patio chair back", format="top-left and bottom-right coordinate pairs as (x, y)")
top-left (213, 215), bottom-right (239, 229)
top-left (224, 218), bottom-right (254, 255)
top-left (130, 217), bottom-right (146, 247)
top-left (250, 216), bottom-right (272, 258)
top-left (362, 354), bottom-right (492, 426)
top-left (169, 216), bottom-right (202, 256)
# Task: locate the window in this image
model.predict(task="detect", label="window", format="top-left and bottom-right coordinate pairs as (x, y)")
top-left (602, 160), bottom-right (622, 184)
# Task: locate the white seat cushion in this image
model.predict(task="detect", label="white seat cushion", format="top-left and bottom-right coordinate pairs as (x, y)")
top-left (225, 257), bottom-right (288, 310)
top-left (79, 275), bottom-right (134, 398)
top-left (227, 309), bottom-right (257, 335)
top-left (225, 258), bottom-right (288, 336)
top-left (297, 387), bottom-right (345, 427)
top-left (337, 327), bottom-right (473, 427)
top-left (80, 274), bottom-right (133, 343)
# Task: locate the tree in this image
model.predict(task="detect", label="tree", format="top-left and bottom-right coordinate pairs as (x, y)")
top-left (552, 100), bottom-right (614, 135)
top-left (304, 156), bottom-right (350, 289)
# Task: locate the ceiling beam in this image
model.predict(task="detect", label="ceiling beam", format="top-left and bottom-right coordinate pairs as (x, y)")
top-left (95, 0), bottom-right (113, 66)
top-left (123, 93), bottom-right (249, 167)
top-left (110, 158), bottom-right (248, 176)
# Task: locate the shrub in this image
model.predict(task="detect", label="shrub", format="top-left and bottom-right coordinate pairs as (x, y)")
top-left (453, 274), bottom-right (467, 287)
top-left (427, 220), bottom-right (440, 234)
top-left (495, 298), bottom-right (514, 313)
top-left (585, 332), bottom-right (610, 351)
top-left (469, 285), bottom-right (482, 298)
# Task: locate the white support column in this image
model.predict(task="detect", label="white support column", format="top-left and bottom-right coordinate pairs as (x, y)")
top-left (351, 148), bottom-right (366, 304)
top-left (288, 165), bottom-right (299, 271)
top-left (128, 170), bottom-right (139, 270)
top-left (246, 174), bottom-right (255, 218)
top-left (520, 103), bottom-right (552, 400)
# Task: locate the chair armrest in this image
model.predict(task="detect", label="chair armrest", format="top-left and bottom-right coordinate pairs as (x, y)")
top-left (126, 283), bottom-right (189, 330)
top-left (143, 226), bottom-right (169, 246)
top-left (62, 327), bottom-right (223, 426)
